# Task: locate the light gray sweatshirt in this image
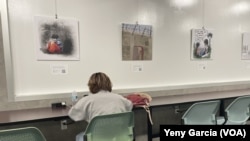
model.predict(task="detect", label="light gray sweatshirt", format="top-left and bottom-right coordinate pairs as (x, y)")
top-left (68, 90), bottom-right (133, 122)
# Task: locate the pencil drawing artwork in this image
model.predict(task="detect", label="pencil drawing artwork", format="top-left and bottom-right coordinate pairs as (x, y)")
top-left (191, 29), bottom-right (213, 60)
top-left (35, 16), bottom-right (80, 60)
top-left (122, 23), bottom-right (152, 61)
top-left (242, 33), bottom-right (250, 60)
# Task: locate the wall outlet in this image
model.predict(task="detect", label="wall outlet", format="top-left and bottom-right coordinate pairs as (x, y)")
top-left (174, 105), bottom-right (180, 114)
top-left (61, 120), bottom-right (67, 130)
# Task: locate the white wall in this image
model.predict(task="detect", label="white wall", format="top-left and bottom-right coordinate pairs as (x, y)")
top-left (2, 0), bottom-right (250, 100)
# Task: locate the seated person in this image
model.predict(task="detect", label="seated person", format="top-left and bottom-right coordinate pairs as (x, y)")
top-left (68, 72), bottom-right (133, 141)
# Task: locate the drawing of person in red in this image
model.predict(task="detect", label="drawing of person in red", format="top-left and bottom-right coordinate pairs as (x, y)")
top-left (47, 34), bottom-right (61, 54)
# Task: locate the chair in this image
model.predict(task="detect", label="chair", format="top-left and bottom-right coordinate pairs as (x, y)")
top-left (222, 95), bottom-right (250, 125)
top-left (0, 127), bottom-right (46, 141)
top-left (181, 100), bottom-right (221, 125)
top-left (83, 112), bottom-right (134, 141)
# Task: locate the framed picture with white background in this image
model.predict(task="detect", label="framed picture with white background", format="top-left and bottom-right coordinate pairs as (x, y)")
top-left (191, 28), bottom-right (213, 60)
top-left (34, 16), bottom-right (80, 61)
top-left (242, 33), bottom-right (250, 60)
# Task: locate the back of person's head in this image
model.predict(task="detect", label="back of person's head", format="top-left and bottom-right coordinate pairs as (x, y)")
top-left (204, 39), bottom-right (208, 45)
top-left (88, 72), bottom-right (112, 94)
top-left (207, 33), bottom-right (213, 38)
top-left (51, 34), bottom-right (59, 39)
top-left (195, 42), bottom-right (200, 48)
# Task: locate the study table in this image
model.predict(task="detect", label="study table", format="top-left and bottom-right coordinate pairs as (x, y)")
top-left (0, 90), bottom-right (248, 141)
top-left (0, 107), bottom-right (69, 126)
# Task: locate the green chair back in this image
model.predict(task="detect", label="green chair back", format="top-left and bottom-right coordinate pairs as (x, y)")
top-left (224, 95), bottom-right (250, 125)
top-left (0, 127), bottom-right (46, 141)
top-left (84, 112), bottom-right (134, 141)
top-left (181, 100), bottom-right (220, 125)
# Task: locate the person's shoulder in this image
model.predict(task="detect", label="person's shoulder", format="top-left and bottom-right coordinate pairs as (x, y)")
top-left (109, 92), bottom-right (121, 95)
top-left (78, 94), bottom-right (94, 102)
top-left (110, 92), bottom-right (127, 99)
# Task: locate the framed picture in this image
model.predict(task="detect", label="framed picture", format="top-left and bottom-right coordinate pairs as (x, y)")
top-left (191, 28), bottom-right (213, 60)
top-left (34, 16), bottom-right (80, 61)
top-left (122, 23), bottom-right (152, 61)
top-left (242, 33), bottom-right (250, 60)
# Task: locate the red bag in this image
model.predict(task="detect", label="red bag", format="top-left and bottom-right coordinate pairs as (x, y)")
top-left (125, 93), bottom-right (150, 106)
top-left (125, 93), bottom-right (153, 125)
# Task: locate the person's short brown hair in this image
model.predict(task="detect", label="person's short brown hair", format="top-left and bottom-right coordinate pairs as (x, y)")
top-left (88, 72), bottom-right (112, 94)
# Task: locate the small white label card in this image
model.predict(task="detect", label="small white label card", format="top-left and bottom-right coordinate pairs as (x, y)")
top-left (132, 64), bottom-right (144, 72)
top-left (50, 64), bottom-right (68, 75)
